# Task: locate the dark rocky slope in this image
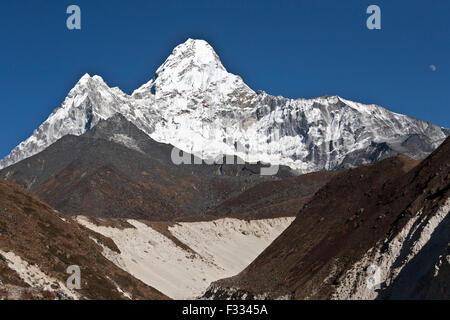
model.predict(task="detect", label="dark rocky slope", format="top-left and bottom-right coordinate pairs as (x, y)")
top-left (0, 114), bottom-right (293, 220)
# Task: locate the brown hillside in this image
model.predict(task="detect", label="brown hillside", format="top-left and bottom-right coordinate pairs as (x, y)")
top-left (0, 179), bottom-right (168, 300)
top-left (208, 137), bottom-right (450, 299)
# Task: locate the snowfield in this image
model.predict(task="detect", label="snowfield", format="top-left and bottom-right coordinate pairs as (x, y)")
top-left (77, 216), bottom-right (294, 299)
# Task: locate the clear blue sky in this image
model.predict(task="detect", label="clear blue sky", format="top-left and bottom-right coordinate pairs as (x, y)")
top-left (0, 0), bottom-right (449, 158)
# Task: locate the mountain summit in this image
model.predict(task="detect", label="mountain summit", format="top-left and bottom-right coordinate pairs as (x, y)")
top-left (0, 38), bottom-right (448, 172)
top-left (133, 39), bottom-right (245, 98)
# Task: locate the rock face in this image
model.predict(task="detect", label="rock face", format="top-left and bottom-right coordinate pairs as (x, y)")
top-left (204, 136), bottom-right (450, 300)
top-left (1, 39), bottom-right (448, 172)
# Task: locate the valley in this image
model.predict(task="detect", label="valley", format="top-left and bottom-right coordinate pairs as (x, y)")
top-left (0, 38), bottom-right (448, 301)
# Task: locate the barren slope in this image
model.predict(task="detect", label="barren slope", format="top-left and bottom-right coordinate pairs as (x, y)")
top-left (0, 179), bottom-right (168, 300)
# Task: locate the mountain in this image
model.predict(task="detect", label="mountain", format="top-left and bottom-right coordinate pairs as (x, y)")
top-left (0, 114), bottom-right (293, 220)
top-left (0, 39), bottom-right (448, 172)
top-left (0, 179), bottom-right (167, 300)
top-left (204, 136), bottom-right (450, 300)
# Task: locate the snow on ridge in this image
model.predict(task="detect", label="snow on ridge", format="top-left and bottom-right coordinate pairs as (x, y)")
top-left (77, 216), bottom-right (294, 299)
top-left (0, 38), bottom-right (448, 172)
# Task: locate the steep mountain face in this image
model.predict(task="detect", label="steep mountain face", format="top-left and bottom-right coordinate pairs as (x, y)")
top-left (0, 39), bottom-right (447, 172)
top-left (0, 179), bottom-right (167, 300)
top-left (204, 137), bottom-right (450, 300)
top-left (0, 114), bottom-right (292, 220)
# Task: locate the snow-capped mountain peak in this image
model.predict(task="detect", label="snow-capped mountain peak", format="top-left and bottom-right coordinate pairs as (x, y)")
top-left (133, 38), bottom-right (253, 100)
top-left (158, 38), bottom-right (226, 74)
top-left (0, 73), bottom-right (134, 169)
top-left (71, 73), bottom-right (110, 92)
top-left (0, 38), bottom-right (448, 172)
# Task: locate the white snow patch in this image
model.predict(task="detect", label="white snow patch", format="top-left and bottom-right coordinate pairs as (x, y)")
top-left (115, 285), bottom-right (132, 299)
top-left (169, 218), bottom-right (293, 275)
top-left (77, 216), bottom-right (293, 299)
top-left (0, 249), bottom-right (79, 299)
top-left (109, 133), bottom-right (143, 153)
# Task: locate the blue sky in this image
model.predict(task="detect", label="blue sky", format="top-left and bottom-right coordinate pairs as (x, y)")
top-left (0, 0), bottom-right (449, 158)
